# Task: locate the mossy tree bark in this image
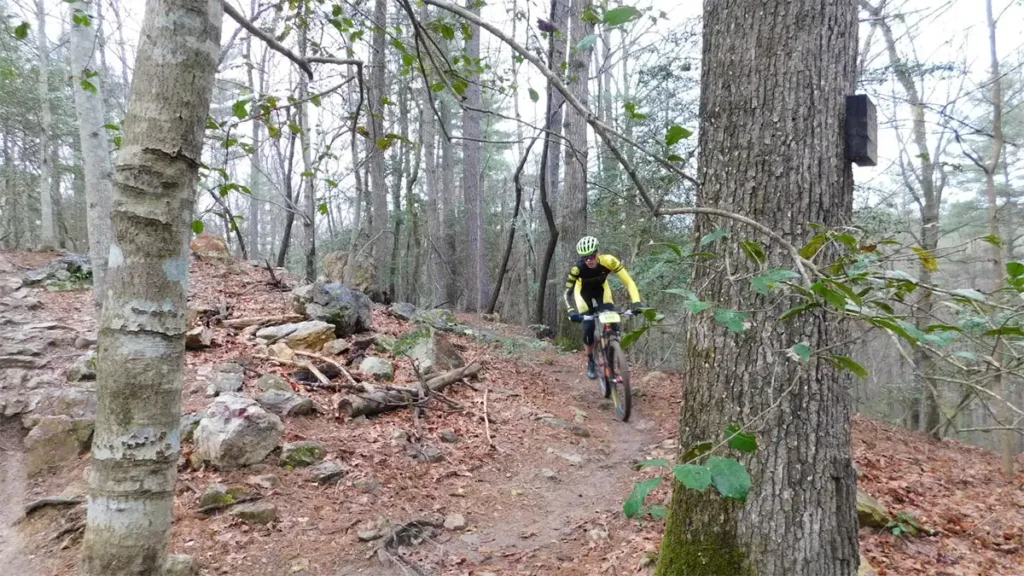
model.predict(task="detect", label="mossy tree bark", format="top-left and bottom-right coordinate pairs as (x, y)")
top-left (82, 0), bottom-right (222, 574)
top-left (656, 1), bottom-right (860, 574)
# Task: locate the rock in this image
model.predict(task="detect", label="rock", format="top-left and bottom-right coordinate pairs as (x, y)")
top-left (256, 374), bottom-right (291, 392)
top-left (310, 460), bottom-right (347, 485)
top-left (206, 363), bottom-right (244, 396)
top-left (74, 334), bottom-right (97, 349)
top-left (199, 483), bottom-right (250, 509)
top-left (161, 554), bottom-right (200, 576)
top-left (0, 355), bottom-right (48, 369)
top-left (572, 408), bottom-right (587, 424)
top-left (256, 321), bottom-right (336, 352)
top-left (280, 441), bottom-right (327, 467)
top-left (267, 342), bottom-right (295, 362)
top-left (541, 468), bottom-right (558, 481)
top-left (26, 374), bottom-right (59, 389)
top-left (291, 282), bottom-right (373, 337)
top-left (357, 529), bottom-right (382, 542)
top-left (444, 513), bottom-right (467, 531)
top-left (857, 489), bottom-right (890, 529)
top-left (401, 327), bottom-right (465, 376)
top-left (67, 351), bottom-right (97, 382)
top-left (408, 443), bottom-right (444, 463)
top-left (481, 313), bottom-right (500, 322)
top-left (453, 326), bottom-right (501, 343)
top-left (388, 302), bottom-right (418, 321)
top-left (587, 526), bottom-right (609, 541)
top-left (540, 417), bottom-right (590, 438)
top-left (24, 416), bottom-right (94, 474)
top-left (23, 387), bottom-right (96, 425)
top-left (320, 251), bottom-right (349, 282)
top-left (258, 389), bottom-right (314, 417)
top-left (359, 356), bottom-right (393, 381)
top-left (374, 335), bottom-right (397, 354)
top-left (858, 554), bottom-right (878, 576)
top-left (353, 476), bottom-right (382, 494)
top-left (529, 324), bottom-right (554, 339)
top-left (414, 308), bottom-right (459, 331)
top-left (390, 428), bottom-right (409, 446)
top-left (185, 326), bottom-right (213, 350)
top-left (194, 394), bottom-right (284, 470)
top-left (22, 254), bottom-right (92, 287)
top-left (438, 429), bottom-right (458, 443)
top-left (640, 371), bottom-right (668, 387)
top-left (248, 474), bottom-right (281, 489)
top-left (323, 338), bottom-right (350, 355)
top-left (190, 233), bottom-right (230, 259)
top-left (180, 412), bottom-right (203, 443)
top-left (229, 501), bottom-right (277, 525)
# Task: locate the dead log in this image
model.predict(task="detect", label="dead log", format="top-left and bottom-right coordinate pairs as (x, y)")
top-left (222, 314), bottom-right (303, 329)
top-left (336, 362), bottom-right (484, 418)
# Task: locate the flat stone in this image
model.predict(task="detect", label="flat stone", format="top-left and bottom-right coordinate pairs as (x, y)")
top-left (541, 468), bottom-right (558, 481)
top-left (310, 460), bottom-right (347, 485)
top-left (438, 429), bottom-right (458, 443)
top-left (162, 554), bottom-right (200, 576)
top-left (65, 352), bottom-right (96, 381)
top-left (256, 321), bottom-right (336, 352)
top-left (390, 428), bottom-right (408, 446)
top-left (248, 474), bottom-right (281, 489)
top-left (443, 513), bottom-right (467, 531)
top-left (205, 364), bottom-right (244, 397)
top-left (24, 416), bottom-right (94, 475)
top-left (255, 374), bottom-right (291, 392)
top-left (357, 529), bottom-right (382, 542)
top-left (229, 501), bottom-right (277, 525)
top-left (280, 441), bottom-right (327, 467)
top-left (323, 339), bottom-right (350, 355)
top-left (359, 356), bottom-right (393, 381)
top-left (199, 483), bottom-right (250, 509)
top-left (268, 342), bottom-right (295, 362)
top-left (353, 476), bottom-right (381, 494)
top-left (74, 334), bottom-right (97, 349)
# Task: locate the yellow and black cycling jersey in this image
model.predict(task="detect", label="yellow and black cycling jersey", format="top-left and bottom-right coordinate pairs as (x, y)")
top-left (563, 253), bottom-right (641, 313)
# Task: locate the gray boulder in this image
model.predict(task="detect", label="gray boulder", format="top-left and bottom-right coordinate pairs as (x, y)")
top-left (205, 363), bottom-right (244, 397)
top-left (401, 327), bottom-right (465, 376)
top-left (67, 351), bottom-right (97, 382)
top-left (22, 254), bottom-right (92, 287)
top-left (230, 501), bottom-right (277, 525)
top-left (280, 440), bottom-right (327, 467)
top-left (358, 356), bottom-right (393, 381)
top-left (310, 460), bottom-right (347, 485)
top-left (258, 389), bottom-right (314, 417)
top-left (291, 281), bottom-right (373, 337)
top-left (388, 302), bottom-right (418, 321)
top-left (414, 308), bottom-right (459, 331)
top-left (180, 412), bottom-right (203, 443)
top-left (255, 374), bottom-right (291, 393)
top-left (24, 415), bottom-right (93, 474)
top-left (193, 394), bottom-right (283, 470)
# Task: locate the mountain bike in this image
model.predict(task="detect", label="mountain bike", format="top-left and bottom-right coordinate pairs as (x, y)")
top-left (582, 307), bottom-right (634, 422)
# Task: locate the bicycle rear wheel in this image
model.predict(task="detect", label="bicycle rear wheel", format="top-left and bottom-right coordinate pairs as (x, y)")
top-left (607, 340), bottom-right (632, 421)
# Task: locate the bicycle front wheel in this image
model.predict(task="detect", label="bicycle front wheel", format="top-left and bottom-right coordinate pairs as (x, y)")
top-left (607, 340), bottom-right (632, 421)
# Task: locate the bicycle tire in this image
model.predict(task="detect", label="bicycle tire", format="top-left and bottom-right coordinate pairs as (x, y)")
top-left (607, 340), bottom-right (632, 421)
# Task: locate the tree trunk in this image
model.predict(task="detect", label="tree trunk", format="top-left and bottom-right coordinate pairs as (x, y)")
top-left (71, 4), bottom-right (114, 311)
top-left (36, 0), bottom-right (55, 249)
top-left (298, 17), bottom-right (316, 282)
top-left (390, 84), bottom-right (408, 301)
top-left (539, 0), bottom-right (569, 327)
top-left (982, 0), bottom-right (1013, 480)
top-left (656, 1), bottom-right (859, 574)
top-left (556, 0), bottom-right (594, 341)
top-left (462, 0), bottom-right (485, 311)
top-left (246, 4), bottom-right (261, 261)
top-left (83, 1), bottom-right (222, 573)
top-left (275, 112), bottom-right (298, 268)
top-left (367, 0), bottom-right (390, 296)
top-left (420, 15), bottom-right (445, 306)
top-left (440, 90), bottom-right (458, 307)
top-left (109, 0), bottom-right (132, 117)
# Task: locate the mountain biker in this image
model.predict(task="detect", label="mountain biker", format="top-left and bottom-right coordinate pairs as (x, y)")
top-left (564, 236), bottom-right (643, 379)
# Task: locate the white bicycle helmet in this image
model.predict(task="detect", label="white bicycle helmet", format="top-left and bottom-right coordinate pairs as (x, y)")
top-left (576, 236), bottom-right (598, 256)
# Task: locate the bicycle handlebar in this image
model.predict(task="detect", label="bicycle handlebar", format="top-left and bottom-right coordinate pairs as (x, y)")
top-left (581, 308), bottom-right (638, 320)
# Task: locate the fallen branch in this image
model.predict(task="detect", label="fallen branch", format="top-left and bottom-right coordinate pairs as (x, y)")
top-left (293, 350), bottom-right (360, 388)
top-left (483, 385), bottom-right (493, 448)
top-left (336, 362), bottom-right (484, 418)
top-left (23, 497), bottom-right (85, 519)
top-left (253, 354), bottom-right (340, 389)
top-left (224, 314), bottom-right (304, 329)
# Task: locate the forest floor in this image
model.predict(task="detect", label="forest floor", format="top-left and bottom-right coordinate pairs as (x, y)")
top-left (1, 250), bottom-right (1022, 576)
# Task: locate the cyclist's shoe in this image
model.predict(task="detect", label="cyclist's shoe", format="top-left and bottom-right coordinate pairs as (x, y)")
top-left (587, 355), bottom-right (597, 379)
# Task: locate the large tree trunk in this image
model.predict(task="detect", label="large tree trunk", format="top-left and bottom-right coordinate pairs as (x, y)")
top-left (555, 0), bottom-right (594, 340)
top-left (298, 15), bottom-right (316, 282)
top-left (246, 3), bottom-right (261, 261)
top-left (461, 0), bottom-right (485, 311)
top-left (35, 0), bottom-right (56, 249)
top-left (276, 110), bottom-right (298, 268)
top-left (390, 83), bottom-right (408, 301)
top-left (656, 1), bottom-right (859, 574)
top-left (440, 90), bottom-right (458, 307)
top-left (367, 0), bottom-right (390, 296)
top-left (420, 25), bottom-right (445, 306)
top-left (71, 4), bottom-right (114, 311)
top-left (83, 0), bottom-right (222, 573)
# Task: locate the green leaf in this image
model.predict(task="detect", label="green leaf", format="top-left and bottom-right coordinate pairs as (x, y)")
top-left (80, 79), bottom-right (97, 94)
top-left (951, 289), bottom-right (985, 303)
top-left (402, 53), bottom-right (416, 68)
top-left (288, 121), bottom-right (302, 135)
top-left (680, 441), bottom-right (713, 463)
top-left (267, 124), bottom-right (281, 140)
top-left (391, 38), bottom-right (407, 53)
top-left (981, 234), bottom-right (1003, 248)
top-left (621, 325), bottom-right (648, 350)
top-left (603, 6), bottom-right (642, 26)
top-left (714, 309), bottom-right (749, 333)
top-left (684, 299), bottom-right (712, 314)
top-left (788, 342), bottom-right (812, 364)
top-left (778, 303), bottom-right (818, 322)
top-left (800, 233), bottom-right (828, 259)
top-left (833, 233), bottom-right (858, 249)
top-left (582, 7), bottom-right (602, 24)
top-left (665, 124), bottom-right (692, 147)
top-left (452, 79), bottom-right (468, 96)
top-left (707, 457), bottom-right (752, 501)
top-left (740, 240), bottom-right (766, 265)
top-left (103, 123), bottom-right (120, 131)
top-left (699, 227), bottom-right (728, 248)
top-left (623, 477), bottom-right (662, 518)
top-left (318, 203), bottom-right (329, 215)
top-left (647, 504), bottom-right (669, 520)
top-left (634, 459), bottom-right (671, 470)
top-left (14, 22), bottom-right (30, 40)
top-left (72, 11), bottom-right (91, 27)
top-left (724, 424), bottom-right (758, 453)
top-left (830, 355), bottom-right (868, 378)
top-left (310, 94), bottom-right (322, 107)
top-left (191, 220), bottom-right (204, 235)
top-left (984, 326), bottom-right (1024, 338)
top-left (232, 100), bottom-right (249, 119)
top-left (528, 87), bottom-right (539, 102)
top-left (666, 154), bottom-right (684, 162)
top-left (912, 246), bottom-right (939, 272)
top-left (751, 268), bottom-right (799, 295)
top-left (811, 281), bottom-right (847, 309)
top-left (576, 34), bottom-right (597, 50)
top-left (673, 464), bottom-right (712, 492)
top-left (1006, 261), bottom-right (1023, 281)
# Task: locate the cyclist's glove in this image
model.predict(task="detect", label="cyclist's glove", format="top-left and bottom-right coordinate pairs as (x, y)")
top-left (569, 312), bottom-right (583, 323)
